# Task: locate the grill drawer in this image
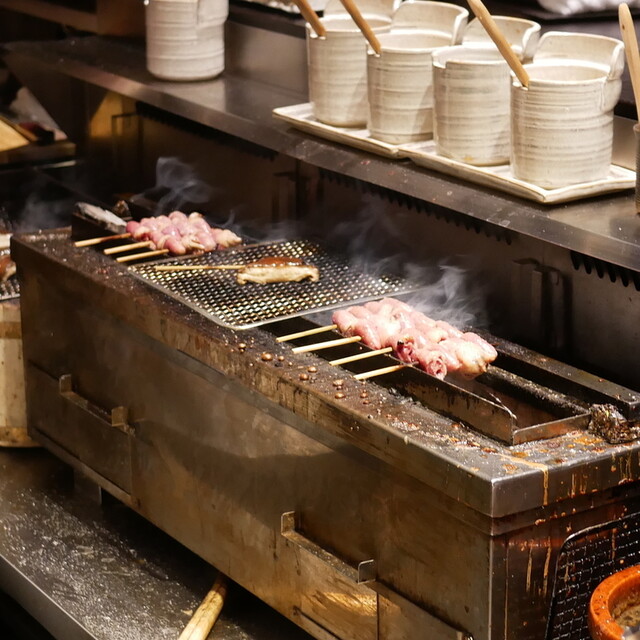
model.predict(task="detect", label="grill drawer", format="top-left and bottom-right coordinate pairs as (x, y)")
top-left (26, 363), bottom-right (133, 495)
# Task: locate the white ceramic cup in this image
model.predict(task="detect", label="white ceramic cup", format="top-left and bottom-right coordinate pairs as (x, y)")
top-left (462, 16), bottom-right (540, 63)
top-left (511, 63), bottom-right (621, 188)
top-left (307, 15), bottom-right (392, 127)
top-left (432, 45), bottom-right (511, 166)
top-left (146, 0), bottom-right (229, 81)
top-left (367, 31), bottom-right (451, 144)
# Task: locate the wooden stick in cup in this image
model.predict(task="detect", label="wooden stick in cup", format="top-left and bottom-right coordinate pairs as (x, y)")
top-left (467, 0), bottom-right (530, 88)
top-left (291, 0), bottom-right (326, 37)
top-left (619, 3), bottom-right (640, 122)
top-left (338, 0), bottom-right (382, 55)
top-left (178, 573), bottom-right (227, 640)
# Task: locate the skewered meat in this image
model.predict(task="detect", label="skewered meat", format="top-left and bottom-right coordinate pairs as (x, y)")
top-left (125, 211), bottom-right (241, 256)
top-left (236, 257), bottom-right (319, 285)
top-left (332, 298), bottom-right (497, 379)
top-left (0, 254), bottom-right (16, 282)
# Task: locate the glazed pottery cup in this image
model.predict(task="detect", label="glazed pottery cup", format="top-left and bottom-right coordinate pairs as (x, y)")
top-left (511, 63), bottom-right (622, 188)
top-left (146, 0), bottom-right (228, 81)
top-left (307, 15), bottom-right (392, 127)
top-left (432, 45), bottom-right (511, 166)
top-left (391, 0), bottom-right (468, 44)
top-left (367, 31), bottom-right (451, 144)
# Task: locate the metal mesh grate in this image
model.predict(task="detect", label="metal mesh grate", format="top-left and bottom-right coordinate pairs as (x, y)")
top-left (129, 240), bottom-right (412, 329)
top-left (546, 510), bottom-right (640, 640)
top-left (0, 249), bottom-right (18, 301)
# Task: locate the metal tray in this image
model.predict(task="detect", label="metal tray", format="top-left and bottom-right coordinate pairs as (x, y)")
top-left (129, 239), bottom-right (414, 329)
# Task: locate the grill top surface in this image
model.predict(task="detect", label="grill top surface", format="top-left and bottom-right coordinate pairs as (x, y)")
top-left (129, 240), bottom-right (413, 329)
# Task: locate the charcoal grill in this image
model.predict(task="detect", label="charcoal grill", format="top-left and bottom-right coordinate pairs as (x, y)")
top-left (13, 228), bottom-right (640, 640)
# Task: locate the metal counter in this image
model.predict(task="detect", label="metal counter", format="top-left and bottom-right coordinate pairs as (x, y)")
top-left (0, 447), bottom-right (312, 640)
top-left (4, 35), bottom-right (640, 276)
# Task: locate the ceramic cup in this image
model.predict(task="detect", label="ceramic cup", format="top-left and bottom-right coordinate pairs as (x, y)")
top-left (307, 15), bottom-right (392, 127)
top-left (367, 31), bottom-right (451, 144)
top-left (146, 0), bottom-right (229, 81)
top-left (511, 63), bottom-right (622, 188)
top-left (432, 45), bottom-right (511, 166)
top-left (462, 16), bottom-right (540, 63)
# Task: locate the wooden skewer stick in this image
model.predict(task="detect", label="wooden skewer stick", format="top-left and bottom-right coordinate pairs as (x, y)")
top-left (116, 249), bottom-right (170, 263)
top-left (291, 0), bottom-right (326, 37)
top-left (467, 0), bottom-right (530, 88)
top-left (104, 241), bottom-right (153, 255)
top-left (74, 232), bottom-right (132, 247)
top-left (354, 364), bottom-right (406, 381)
top-left (329, 346), bottom-right (393, 366)
top-left (154, 264), bottom-right (245, 272)
top-left (178, 573), bottom-right (228, 640)
top-left (276, 324), bottom-right (337, 343)
top-left (338, 0), bottom-right (382, 55)
top-left (620, 3), bottom-right (640, 122)
top-left (292, 335), bottom-right (361, 354)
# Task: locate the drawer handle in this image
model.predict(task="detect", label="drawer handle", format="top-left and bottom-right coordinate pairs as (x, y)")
top-left (281, 511), bottom-right (376, 585)
top-left (58, 374), bottom-right (133, 435)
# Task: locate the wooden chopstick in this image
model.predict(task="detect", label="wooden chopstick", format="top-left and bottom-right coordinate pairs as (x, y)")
top-left (291, 0), bottom-right (326, 37)
top-left (178, 573), bottom-right (228, 640)
top-left (467, 0), bottom-right (530, 88)
top-left (116, 249), bottom-right (170, 263)
top-left (154, 264), bottom-right (244, 272)
top-left (329, 346), bottom-right (393, 366)
top-left (104, 241), bottom-right (153, 255)
top-left (276, 324), bottom-right (337, 343)
top-left (354, 364), bottom-right (406, 381)
top-left (338, 0), bottom-right (382, 54)
top-left (292, 335), bottom-right (361, 354)
top-left (74, 232), bottom-right (132, 247)
top-left (620, 3), bottom-right (640, 121)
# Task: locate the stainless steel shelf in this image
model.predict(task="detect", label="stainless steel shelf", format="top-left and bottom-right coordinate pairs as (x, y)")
top-left (5, 35), bottom-right (640, 273)
top-left (0, 448), bottom-right (312, 640)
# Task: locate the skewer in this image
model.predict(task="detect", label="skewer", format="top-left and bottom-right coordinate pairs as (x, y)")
top-left (467, 0), bottom-right (530, 88)
top-left (154, 264), bottom-right (244, 272)
top-left (354, 364), bottom-right (406, 381)
top-left (104, 241), bottom-right (153, 255)
top-left (276, 324), bottom-right (337, 343)
top-left (74, 232), bottom-right (132, 247)
top-left (291, 335), bottom-right (361, 354)
top-left (178, 573), bottom-right (228, 640)
top-left (291, 0), bottom-right (326, 37)
top-left (329, 346), bottom-right (393, 366)
top-left (116, 249), bottom-right (170, 263)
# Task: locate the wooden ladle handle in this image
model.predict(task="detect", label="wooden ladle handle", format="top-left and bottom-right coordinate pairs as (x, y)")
top-left (620, 3), bottom-right (640, 121)
top-left (467, 0), bottom-right (530, 88)
top-left (338, 0), bottom-right (382, 55)
top-left (291, 0), bottom-right (326, 37)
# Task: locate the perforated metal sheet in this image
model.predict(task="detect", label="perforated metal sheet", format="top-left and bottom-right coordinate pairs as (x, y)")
top-left (129, 240), bottom-right (412, 329)
top-left (0, 249), bottom-right (18, 301)
top-left (546, 510), bottom-right (640, 640)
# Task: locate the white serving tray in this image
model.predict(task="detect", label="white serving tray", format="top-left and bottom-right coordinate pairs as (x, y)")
top-left (274, 103), bottom-right (635, 204)
top-left (399, 140), bottom-right (635, 204)
top-left (273, 103), bottom-right (408, 159)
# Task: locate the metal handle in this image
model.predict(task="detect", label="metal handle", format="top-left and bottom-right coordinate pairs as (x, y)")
top-left (280, 511), bottom-right (376, 585)
top-left (58, 374), bottom-right (133, 435)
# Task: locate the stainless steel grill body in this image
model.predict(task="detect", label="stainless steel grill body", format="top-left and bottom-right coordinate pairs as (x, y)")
top-left (130, 240), bottom-right (411, 329)
top-left (15, 231), bottom-right (640, 640)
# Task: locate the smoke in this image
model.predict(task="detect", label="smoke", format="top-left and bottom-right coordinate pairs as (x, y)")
top-left (148, 157), bottom-right (214, 214)
top-left (328, 194), bottom-right (489, 329)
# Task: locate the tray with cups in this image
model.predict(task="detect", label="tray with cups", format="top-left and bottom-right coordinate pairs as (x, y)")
top-left (275, 1), bottom-right (635, 204)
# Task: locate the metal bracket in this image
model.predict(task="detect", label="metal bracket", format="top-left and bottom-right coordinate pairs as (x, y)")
top-left (281, 511), bottom-right (376, 585)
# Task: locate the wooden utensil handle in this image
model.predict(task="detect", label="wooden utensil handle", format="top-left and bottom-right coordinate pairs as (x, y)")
top-left (338, 0), bottom-right (382, 55)
top-left (467, 0), bottom-right (529, 88)
top-left (178, 573), bottom-right (228, 640)
top-left (291, 0), bottom-right (326, 37)
top-left (620, 3), bottom-right (640, 122)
